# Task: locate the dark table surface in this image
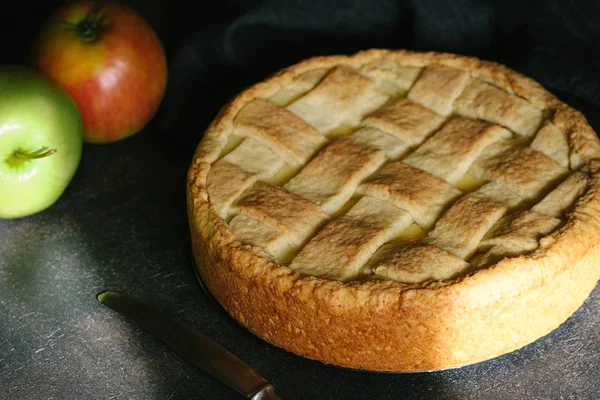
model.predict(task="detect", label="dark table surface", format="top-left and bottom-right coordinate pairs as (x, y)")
top-left (1, 119), bottom-right (599, 400)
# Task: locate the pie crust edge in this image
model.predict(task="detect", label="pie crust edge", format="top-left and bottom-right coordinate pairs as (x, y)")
top-left (186, 49), bottom-right (600, 372)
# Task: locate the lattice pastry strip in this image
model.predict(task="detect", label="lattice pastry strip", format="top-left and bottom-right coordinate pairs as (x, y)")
top-left (232, 181), bottom-right (329, 248)
top-left (470, 171), bottom-right (587, 267)
top-left (468, 145), bottom-right (569, 201)
top-left (359, 58), bottom-right (421, 96)
top-left (362, 179), bottom-right (529, 282)
top-left (531, 171), bottom-right (588, 218)
top-left (289, 196), bottom-right (413, 281)
top-left (357, 161), bottom-right (462, 229)
top-left (367, 243), bottom-right (471, 284)
top-left (455, 78), bottom-right (544, 137)
top-left (234, 98), bottom-right (327, 168)
top-left (283, 135), bottom-right (387, 214)
top-left (473, 181), bottom-right (526, 210)
top-left (350, 127), bottom-right (410, 160)
top-left (207, 161), bottom-right (257, 219)
top-left (530, 121), bottom-right (570, 168)
top-left (370, 182), bottom-right (524, 277)
top-left (472, 210), bottom-right (562, 267)
top-left (362, 97), bottom-right (445, 145)
top-left (207, 137), bottom-right (288, 218)
top-left (425, 192), bottom-right (507, 259)
top-left (229, 214), bottom-right (294, 263)
top-left (286, 65), bottom-right (388, 134)
top-left (223, 138), bottom-right (285, 180)
top-left (407, 64), bottom-right (470, 116)
top-left (403, 118), bottom-right (512, 184)
top-left (269, 68), bottom-right (329, 106)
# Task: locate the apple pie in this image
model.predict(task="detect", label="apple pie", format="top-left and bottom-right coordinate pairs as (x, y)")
top-left (187, 49), bottom-right (600, 372)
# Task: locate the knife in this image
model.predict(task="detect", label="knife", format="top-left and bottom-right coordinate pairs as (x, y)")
top-left (97, 290), bottom-right (282, 400)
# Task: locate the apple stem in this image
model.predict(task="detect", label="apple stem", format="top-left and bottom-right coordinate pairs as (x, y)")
top-left (72, 10), bottom-right (106, 43)
top-left (14, 147), bottom-right (57, 160)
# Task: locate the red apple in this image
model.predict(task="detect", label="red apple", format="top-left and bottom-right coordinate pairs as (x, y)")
top-left (32, 1), bottom-right (167, 143)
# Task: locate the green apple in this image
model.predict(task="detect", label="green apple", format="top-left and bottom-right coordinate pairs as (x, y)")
top-left (0, 66), bottom-right (82, 219)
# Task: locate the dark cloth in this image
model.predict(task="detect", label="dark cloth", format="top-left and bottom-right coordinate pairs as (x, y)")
top-left (154, 0), bottom-right (600, 150)
top-left (4, 0), bottom-right (600, 149)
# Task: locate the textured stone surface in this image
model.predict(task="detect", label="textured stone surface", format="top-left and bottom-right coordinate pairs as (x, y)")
top-left (0, 130), bottom-right (599, 400)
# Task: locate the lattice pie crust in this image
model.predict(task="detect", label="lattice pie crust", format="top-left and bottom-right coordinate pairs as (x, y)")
top-left (187, 50), bottom-right (600, 371)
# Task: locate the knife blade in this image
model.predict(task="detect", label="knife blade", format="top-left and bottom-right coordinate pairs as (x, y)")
top-left (97, 290), bottom-right (282, 400)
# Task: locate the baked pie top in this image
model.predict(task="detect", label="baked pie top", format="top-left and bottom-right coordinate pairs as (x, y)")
top-left (189, 49), bottom-right (600, 289)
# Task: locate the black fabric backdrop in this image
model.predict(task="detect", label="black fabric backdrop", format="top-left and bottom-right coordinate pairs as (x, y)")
top-left (157, 0), bottom-right (600, 150)
top-left (3, 0), bottom-right (600, 152)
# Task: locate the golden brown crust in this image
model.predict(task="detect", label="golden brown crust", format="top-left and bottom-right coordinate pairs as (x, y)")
top-left (232, 181), bottom-right (329, 248)
top-left (455, 78), bottom-right (544, 137)
top-left (358, 161), bottom-right (462, 229)
top-left (530, 121), bottom-right (570, 167)
top-left (426, 192), bottom-right (507, 259)
top-left (187, 49), bottom-right (600, 372)
top-left (407, 64), bottom-right (470, 116)
top-left (363, 97), bottom-right (445, 145)
top-left (469, 146), bottom-right (569, 200)
top-left (402, 118), bottom-right (511, 183)
top-left (234, 98), bottom-right (326, 168)
top-left (286, 65), bottom-right (387, 133)
top-left (289, 196), bottom-right (412, 281)
top-left (369, 242), bottom-right (471, 283)
top-left (283, 136), bottom-right (386, 214)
